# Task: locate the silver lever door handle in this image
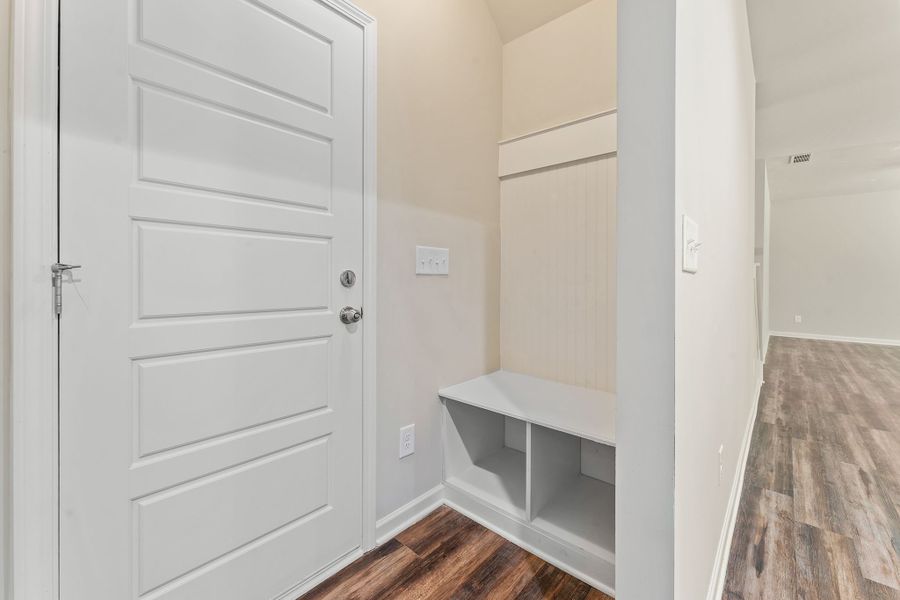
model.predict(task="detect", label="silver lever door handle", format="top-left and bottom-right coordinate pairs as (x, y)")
top-left (51, 263), bottom-right (82, 317)
top-left (340, 306), bottom-right (362, 324)
top-left (52, 263), bottom-right (82, 274)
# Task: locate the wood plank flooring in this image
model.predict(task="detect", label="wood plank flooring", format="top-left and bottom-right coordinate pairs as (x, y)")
top-left (298, 506), bottom-right (612, 600)
top-left (723, 337), bottom-right (900, 599)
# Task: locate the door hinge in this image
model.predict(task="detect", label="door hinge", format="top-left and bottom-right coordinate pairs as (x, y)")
top-left (51, 263), bottom-right (81, 317)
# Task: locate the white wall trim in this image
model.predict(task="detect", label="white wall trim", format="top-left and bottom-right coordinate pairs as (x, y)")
top-left (443, 490), bottom-right (615, 597)
top-left (9, 0), bottom-right (60, 598)
top-left (320, 0), bottom-right (373, 24)
top-left (498, 111), bottom-right (617, 178)
top-left (706, 369), bottom-right (764, 600)
top-left (771, 331), bottom-right (900, 348)
top-left (9, 1), bottom-right (378, 597)
top-left (351, 1), bottom-right (380, 554)
top-left (374, 487), bottom-right (617, 595)
top-left (498, 109), bottom-right (618, 145)
top-left (274, 547), bottom-right (363, 600)
top-left (374, 484), bottom-right (445, 546)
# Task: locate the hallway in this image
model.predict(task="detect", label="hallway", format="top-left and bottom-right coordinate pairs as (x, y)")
top-left (724, 337), bottom-right (900, 599)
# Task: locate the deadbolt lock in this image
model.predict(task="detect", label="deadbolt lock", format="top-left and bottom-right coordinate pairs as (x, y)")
top-left (340, 270), bottom-right (357, 288)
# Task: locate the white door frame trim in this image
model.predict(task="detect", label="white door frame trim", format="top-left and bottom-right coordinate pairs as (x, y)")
top-left (10, 0), bottom-right (60, 598)
top-left (8, 1), bottom-right (378, 597)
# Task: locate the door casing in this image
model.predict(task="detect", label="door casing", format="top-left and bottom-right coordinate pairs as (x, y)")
top-left (7, 1), bottom-right (378, 598)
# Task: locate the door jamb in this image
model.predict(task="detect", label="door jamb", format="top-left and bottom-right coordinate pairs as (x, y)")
top-left (10, 0), bottom-right (60, 598)
top-left (348, 0), bottom-right (379, 555)
top-left (8, 2), bottom-right (378, 598)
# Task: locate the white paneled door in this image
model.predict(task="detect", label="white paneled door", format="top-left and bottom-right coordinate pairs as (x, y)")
top-left (59, 1), bottom-right (366, 598)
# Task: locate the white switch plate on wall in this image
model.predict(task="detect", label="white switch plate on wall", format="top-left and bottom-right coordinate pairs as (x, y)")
top-left (682, 215), bottom-right (700, 274)
top-left (416, 246), bottom-right (449, 275)
top-left (399, 424), bottom-right (415, 458)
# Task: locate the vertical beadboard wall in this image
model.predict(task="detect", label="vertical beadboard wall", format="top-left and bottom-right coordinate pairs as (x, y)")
top-left (500, 156), bottom-right (617, 392)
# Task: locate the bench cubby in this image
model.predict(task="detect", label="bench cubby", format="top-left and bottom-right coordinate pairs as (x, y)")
top-left (440, 370), bottom-right (616, 594)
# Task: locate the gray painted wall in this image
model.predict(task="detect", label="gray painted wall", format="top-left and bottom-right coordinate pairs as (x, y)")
top-left (771, 189), bottom-right (900, 343)
top-left (755, 161), bottom-right (771, 358)
top-left (1, 0), bottom-right (12, 596)
top-left (674, 0), bottom-right (759, 596)
top-left (618, 0), bottom-right (758, 597)
top-left (616, 0), bottom-right (676, 596)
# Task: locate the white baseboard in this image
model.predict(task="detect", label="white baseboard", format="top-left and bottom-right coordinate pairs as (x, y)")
top-left (374, 484), bottom-right (445, 546)
top-left (275, 546), bottom-right (363, 600)
top-left (443, 487), bottom-right (615, 597)
top-left (771, 331), bottom-right (900, 347)
top-left (706, 369), bottom-right (763, 600)
top-left (279, 486), bottom-right (445, 598)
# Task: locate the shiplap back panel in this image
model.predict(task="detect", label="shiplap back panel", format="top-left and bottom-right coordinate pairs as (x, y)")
top-left (500, 156), bottom-right (616, 391)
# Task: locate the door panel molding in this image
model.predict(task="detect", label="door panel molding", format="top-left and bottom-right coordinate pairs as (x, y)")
top-left (8, 2), bottom-right (377, 599)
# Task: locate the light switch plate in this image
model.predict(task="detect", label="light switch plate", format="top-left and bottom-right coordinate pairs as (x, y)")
top-left (682, 215), bottom-right (700, 274)
top-left (416, 246), bottom-right (449, 275)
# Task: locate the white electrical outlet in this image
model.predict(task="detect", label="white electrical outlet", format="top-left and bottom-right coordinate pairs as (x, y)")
top-left (415, 246), bottom-right (449, 275)
top-left (794, 315), bottom-right (803, 324)
top-left (718, 444), bottom-right (725, 487)
top-left (399, 424), bottom-right (415, 458)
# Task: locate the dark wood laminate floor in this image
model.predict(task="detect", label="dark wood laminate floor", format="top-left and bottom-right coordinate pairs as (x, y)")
top-left (298, 506), bottom-right (612, 600)
top-left (724, 337), bottom-right (900, 600)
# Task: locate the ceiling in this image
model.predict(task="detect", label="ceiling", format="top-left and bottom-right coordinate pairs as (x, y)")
top-left (485, 0), bottom-right (594, 43)
top-left (749, 0), bottom-right (900, 199)
top-left (748, 0), bottom-right (900, 160)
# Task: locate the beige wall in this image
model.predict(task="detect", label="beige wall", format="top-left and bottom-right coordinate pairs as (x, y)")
top-left (674, 0), bottom-right (758, 597)
top-left (498, 1), bottom-right (618, 393)
top-left (501, 0), bottom-right (616, 139)
top-left (1, 0), bottom-right (11, 595)
top-left (770, 189), bottom-right (900, 342)
top-left (353, 0), bottom-right (502, 521)
top-left (500, 156), bottom-right (616, 391)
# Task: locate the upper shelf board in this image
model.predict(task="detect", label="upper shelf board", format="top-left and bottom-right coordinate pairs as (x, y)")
top-left (498, 110), bottom-right (617, 178)
top-left (439, 370), bottom-right (615, 446)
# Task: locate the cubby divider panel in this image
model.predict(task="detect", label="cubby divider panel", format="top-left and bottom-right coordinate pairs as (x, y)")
top-left (529, 424), bottom-right (615, 561)
top-left (443, 399), bottom-right (527, 519)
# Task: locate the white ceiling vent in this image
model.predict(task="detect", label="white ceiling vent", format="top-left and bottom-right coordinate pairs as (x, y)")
top-left (789, 153), bottom-right (812, 164)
